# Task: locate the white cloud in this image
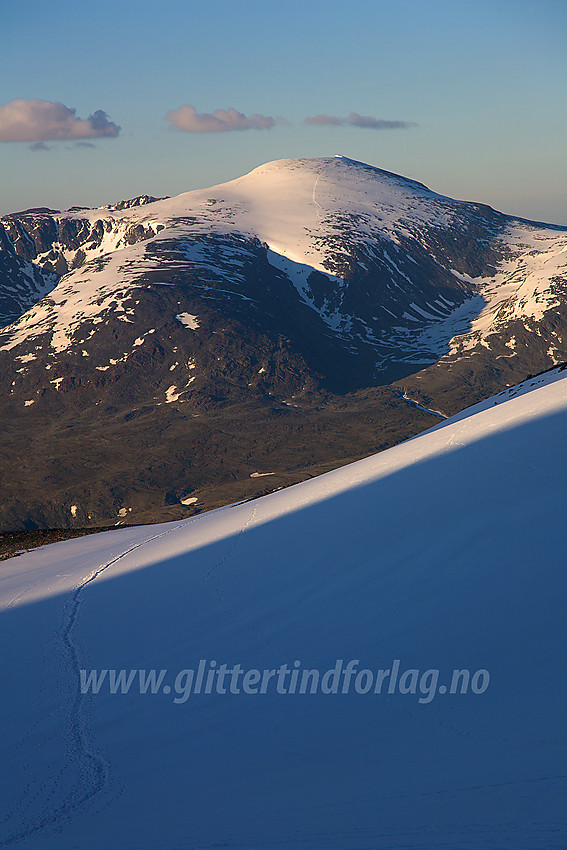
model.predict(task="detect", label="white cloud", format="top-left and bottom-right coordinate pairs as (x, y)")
top-left (0, 99), bottom-right (120, 142)
top-left (165, 104), bottom-right (274, 133)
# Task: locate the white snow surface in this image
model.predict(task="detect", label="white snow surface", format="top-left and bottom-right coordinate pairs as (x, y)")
top-left (1, 367), bottom-right (566, 848)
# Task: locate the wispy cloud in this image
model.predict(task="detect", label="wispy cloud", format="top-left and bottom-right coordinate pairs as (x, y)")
top-left (347, 112), bottom-right (414, 129)
top-left (304, 114), bottom-right (345, 126)
top-left (29, 140), bottom-right (50, 152)
top-left (305, 112), bottom-right (415, 130)
top-left (0, 99), bottom-right (120, 142)
top-left (165, 105), bottom-right (274, 133)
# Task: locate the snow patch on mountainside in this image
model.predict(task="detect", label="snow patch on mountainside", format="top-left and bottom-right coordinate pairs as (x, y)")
top-left (266, 248), bottom-right (350, 330)
top-left (0, 237), bottom-right (178, 354)
top-left (175, 312), bottom-right (199, 329)
top-left (436, 226), bottom-right (567, 358)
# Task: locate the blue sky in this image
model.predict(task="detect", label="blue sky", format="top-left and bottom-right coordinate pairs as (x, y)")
top-left (2, 0), bottom-right (566, 222)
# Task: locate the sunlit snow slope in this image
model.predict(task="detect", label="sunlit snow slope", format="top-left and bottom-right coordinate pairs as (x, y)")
top-left (1, 367), bottom-right (566, 848)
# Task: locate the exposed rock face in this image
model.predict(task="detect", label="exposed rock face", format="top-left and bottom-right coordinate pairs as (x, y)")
top-left (1, 158), bottom-right (566, 530)
top-left (0, 199), bottom-right (168, 328)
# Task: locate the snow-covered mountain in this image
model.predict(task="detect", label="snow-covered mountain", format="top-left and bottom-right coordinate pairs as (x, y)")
top-left (2, 157), bottom-right (566, 385)
top-left (1, 366), bottom-right (566, 848)
top-left (1, 156), bottom-right (566, 529)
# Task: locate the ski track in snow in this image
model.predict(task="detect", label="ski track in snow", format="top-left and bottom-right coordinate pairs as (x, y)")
top-left (1, 500), bottom-right (266, 847)
top-left (311, 175), bottom-right (324, 222)
top-left (0, 519), bottom-right (197, 847)
top-left (401, 392), bottom-right (448, 419)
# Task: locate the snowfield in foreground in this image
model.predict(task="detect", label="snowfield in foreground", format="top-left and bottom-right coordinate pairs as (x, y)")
top-left (1, 368), bottom-right (566, 848)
